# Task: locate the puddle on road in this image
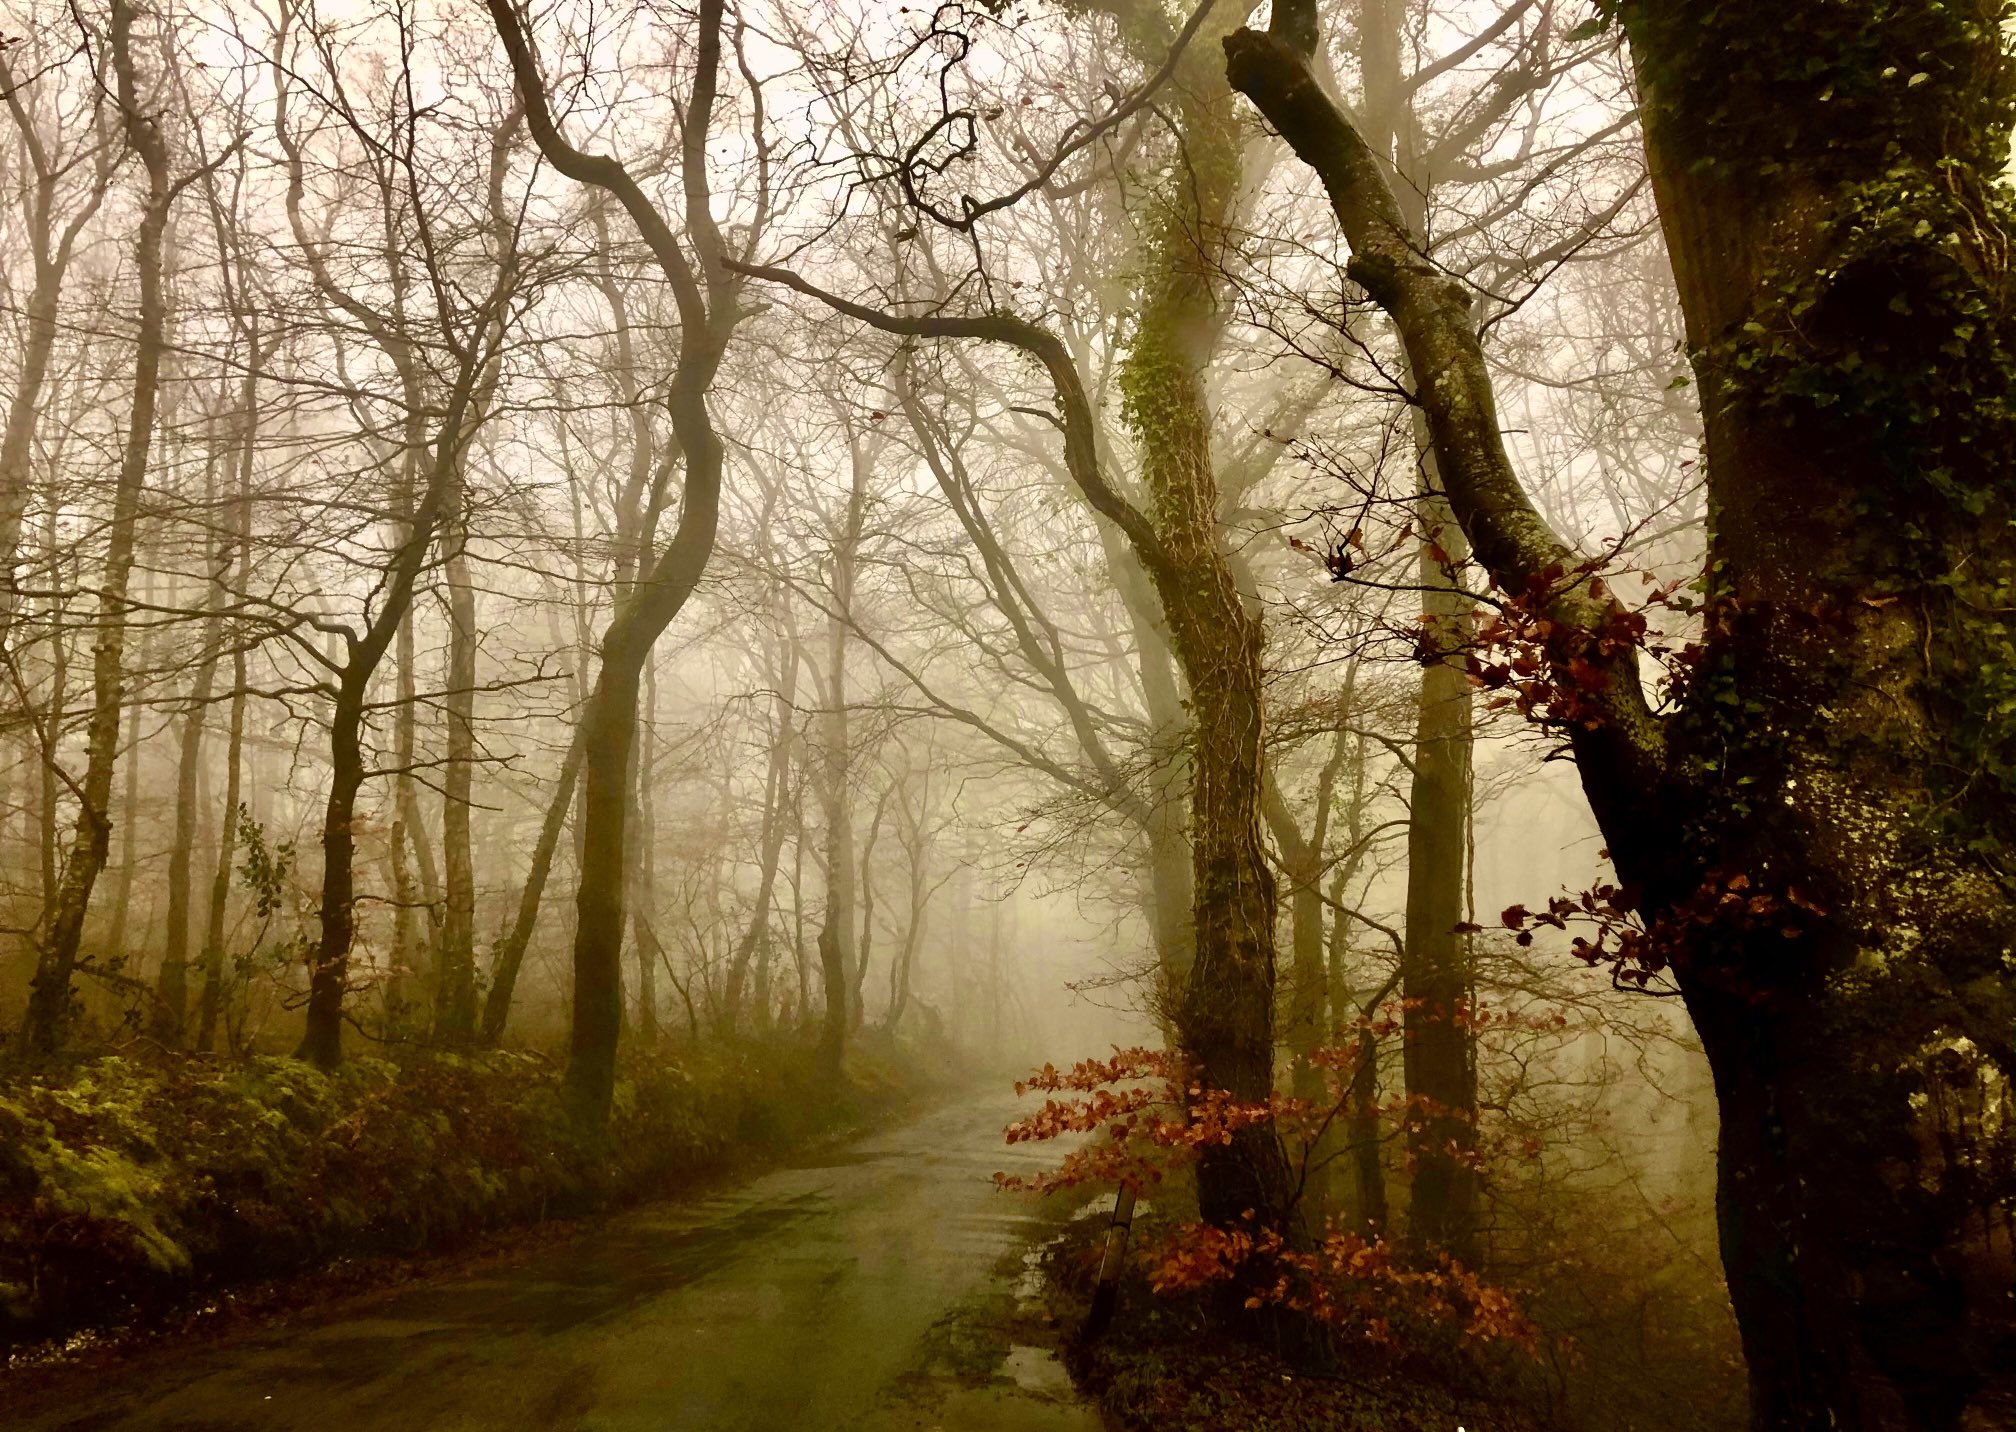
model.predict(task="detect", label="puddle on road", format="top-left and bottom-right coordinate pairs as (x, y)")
top-left (1000, 1344), bottom-right (1074, 1397)
top-left (864, 1231), bottom-right (1097, 1431)
top-left (1013, 1236), bottom-right (1063, 1308)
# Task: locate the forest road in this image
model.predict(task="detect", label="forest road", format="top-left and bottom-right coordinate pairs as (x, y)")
top-left (5, 1092), bottom-right (1103, 1432)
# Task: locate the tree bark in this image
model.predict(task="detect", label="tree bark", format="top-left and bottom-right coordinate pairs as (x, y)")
top-left (1116, 5), bottom-right (1298, 1236)
top-left (195, 369), bottom-right (255, 1055)
top-left (194, 646), bottom-right (244, 1055)
top-left (1260, 719), bottom-right (1352, 1123)
top-left (104, 595), bottom-right (148, 960)
top-left (296, 335), bottom-right (502, 1067)
top-left (1329, 870), bottom-right (1389, 1237)
top-left (884, 776), bottom-right (934, 1032)
top-left (393, 614), bottom-right (437, 997)
top-left (1349, 0), bottom-right (1483, 1267)
top-left (850, 784), bottom-right (890, 1031)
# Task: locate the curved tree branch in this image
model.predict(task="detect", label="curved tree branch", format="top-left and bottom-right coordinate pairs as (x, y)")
top-left (1222, 22), bottom-right (1669, 839)
top-left (726, 258), bottom-right (1176, 582)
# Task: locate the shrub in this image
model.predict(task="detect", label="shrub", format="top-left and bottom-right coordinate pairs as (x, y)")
top-left (997, 1047), bottom-right (1538, 1357)
top-left (0, 1036), bottom-right (921, 1348)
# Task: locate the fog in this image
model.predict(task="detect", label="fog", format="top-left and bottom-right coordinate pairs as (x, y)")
top-left (3, 1), bottom-right (2005, 1429)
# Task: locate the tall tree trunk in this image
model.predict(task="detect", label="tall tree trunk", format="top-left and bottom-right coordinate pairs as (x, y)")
top-left (491, 0), bottom-right (739, 1124)
top-left (885, 840), bottom-right (929, 1032)
top-left (104, 605), bottom-right (147, 959)
top-left (480, 733), bottom-right (582, 1044)
top-left (790, 802), bottom-right (808, 1024)
top-left (1328, 870), bottom-right (1389, 1236)
top-left (850, 786), bottom-right (889, 1031)
top-left (157, 435), bottom-right (233, 1042)
top-left (298, 675), bottom-right (369, 1068)
top-left (628, 658), bottom-right (659, 1046)
top-left (1347, 0), bottom-right (1484, 1265)
top-left (35, 530), bottom-right (68, 920)
top-left (566, 650), bottom-right (641, 1108)
top-left (1400, 493), bottom-right (1478, 1263)
top-left (32, 472), bottom-right (74, 937)
top-left (813, 454), bottom-right (866, 1082)
top-left (1622, 7), bottom-right (2016, 1421)
top-left (1118, 5), bottom-right (1297, 1236)
top-left (724, 640), bottom-right (795, 1029)
top-left (385, 818), bottom-right (417, 1020)
top-left (296, 342), bottom-right (500, 1068)
top-left (0, 268), bottom-right (69, 627)
top-left (395, 610), bottom-right (440, 990)
top-left (194, 651), bottom-right (244, 1056)
top-left (194, 387), bottom-right (254, 1056)
top-left (1260, 717), bottom-right (1353, 1121)
top-left (20, 0), bottom-right (168, 1055)
top-left (0, 45), bottom-right (107, 631)
top-left (434, 514), bottom-right (479, 1043)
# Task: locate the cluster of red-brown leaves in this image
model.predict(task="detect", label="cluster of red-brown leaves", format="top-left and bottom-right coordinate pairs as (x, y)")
top-left (997, 1047), bottom-right (1538, 1353)
top-left (996, 1047), bottom-right (1287, 1197)
top-left (1146, 1218), bottom-right (1538, 1352)
top-left (1485, 867), bottom-right (1827, 991)
top-left (1463, 565), bottom-right (1700, 729)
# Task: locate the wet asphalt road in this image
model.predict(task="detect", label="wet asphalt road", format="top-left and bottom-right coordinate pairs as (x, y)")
top-left (4, 1095), bottom-right (1101, 1432)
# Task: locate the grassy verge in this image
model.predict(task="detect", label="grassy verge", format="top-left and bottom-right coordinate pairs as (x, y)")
top-left (0, 1033), bottom-right (944, 1357)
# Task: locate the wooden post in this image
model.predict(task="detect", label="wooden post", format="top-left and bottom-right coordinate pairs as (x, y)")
top-left (1084, 1184), bottom-right (1138, 1341)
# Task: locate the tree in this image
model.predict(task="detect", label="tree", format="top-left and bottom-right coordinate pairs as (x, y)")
top-left (1227, 1), bottom-right (2016, 1422)
top-left (20, 0), bottom-right (171, 1055)
top-left (269, 8), bottom-right (528, 1068)
top-left (0, 24), bottom-right (112, 632)
top-left (487, 0), bottom-right (753, 1125)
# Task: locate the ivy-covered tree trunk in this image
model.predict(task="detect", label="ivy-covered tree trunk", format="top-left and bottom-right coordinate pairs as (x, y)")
top-left (1229, 1), bottom-right (2016, 1422)
top-left (1620, 3), bottom-right (2016, 1422)
top-left (1118, 2), bottom-right (1300, 1238)
top-left (736, 0), bottom-right (1299, 1240)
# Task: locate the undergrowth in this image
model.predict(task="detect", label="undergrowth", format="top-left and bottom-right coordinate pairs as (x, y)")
top-left (1041, 1195), bottom-right (1553, 1432)
top-left (0, 1035), bottom-right (935, 1351)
